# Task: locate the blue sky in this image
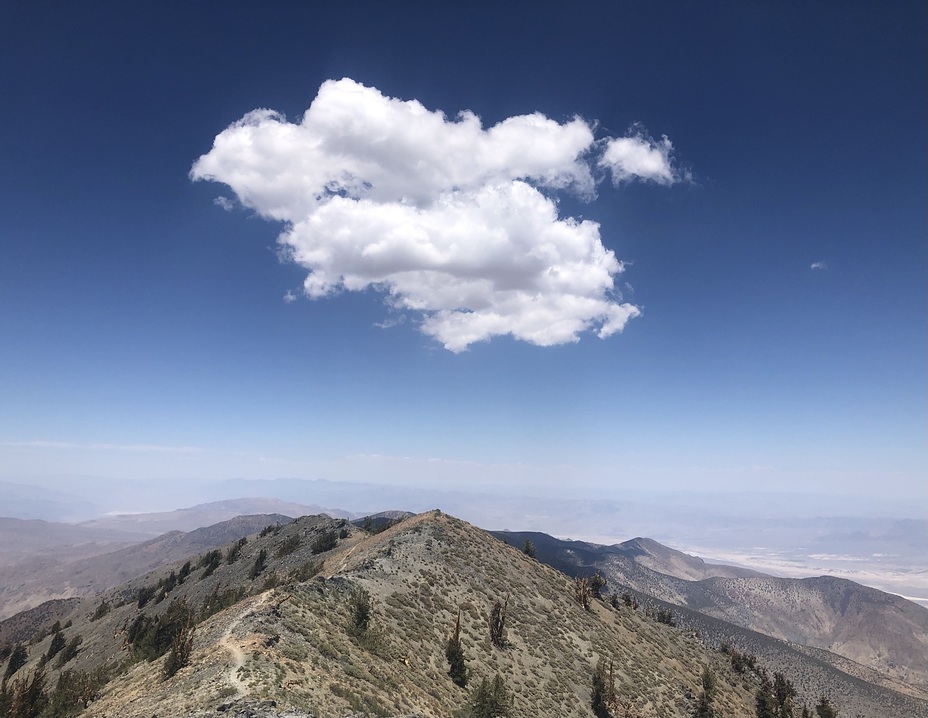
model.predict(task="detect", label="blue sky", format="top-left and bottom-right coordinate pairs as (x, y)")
top-left (0, 1), bottom-right (924, 502)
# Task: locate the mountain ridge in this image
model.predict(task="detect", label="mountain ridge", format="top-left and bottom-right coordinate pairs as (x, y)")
top-left (2, 511), bottom-right (925, 717)
top-left (494, 528), bottom-right (928, 699)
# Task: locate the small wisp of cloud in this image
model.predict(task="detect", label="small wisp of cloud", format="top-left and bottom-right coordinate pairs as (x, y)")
top-left (213, 196), bottom-right (235, 212)
top-left (810, 261), bottom-right (828, 270)
top-left (192, 78), bottom-right (685, 351)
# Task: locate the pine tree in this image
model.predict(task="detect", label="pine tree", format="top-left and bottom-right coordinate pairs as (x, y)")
top-left (773, 672), bottom-right (795, 717)
top-left (489, 595), bottom-right (508, 648)
top-left (693, 665), bottom-right (716, 717)
top-left (756, 676), bottom-right (778, 718)
top-left (522, 539), bottom-right (536, 558)
top-left (814, 696), bottom-right (838, 718)
top-left (0, 679), bottom-right (11, 717)
top-left (446, 608), bottom-right (468, 687)
top-left (575, 577), bottom-right (593, 610)
top-left (469, 674), bottom-right (513, 718)
top-left (3, 644), bottom-right (27, 681)
top-left (162, 617), bottom-right (196, 680)
top-left (348, 587), bottom-right (373, 636)
top-left (591, 657), bottom-right (617, 718)
top-left (8, 666), bottom-right (47, 718)
top-left (54, 635), bottom-right (82, 668)
top-left (45, 631), bottom-right (66, 663)
top-left (249, 548), bottom-right (267, 579)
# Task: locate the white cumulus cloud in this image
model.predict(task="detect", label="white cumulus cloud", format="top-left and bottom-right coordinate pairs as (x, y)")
top-left (191, 78), bottom-right (681, 351)
top-left (599, 131), bottom-right (681, 185)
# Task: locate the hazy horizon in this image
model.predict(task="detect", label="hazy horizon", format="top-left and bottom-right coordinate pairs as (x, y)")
top-left (3, 475), bottom-right (926, 609)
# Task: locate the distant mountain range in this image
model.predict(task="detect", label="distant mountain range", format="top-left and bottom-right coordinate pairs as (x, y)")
top-left (4, 477), bottom-right (924, 604)
top-left (77, 497), bottom-right (352, 536)
top-left (0, 513), bottom-right (293, 620)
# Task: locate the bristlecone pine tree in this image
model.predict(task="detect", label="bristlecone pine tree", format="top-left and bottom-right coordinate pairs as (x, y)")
top-left (756, 671), bottom-right (799, 718)
top-left (575, 577), bottom-right (593, 610)
top-left (469, 673), bottom-right (513, 718)
top-left (162, 618), bottom-right (196, 679)
top-left (692, 665), bottom-right (716, 717)
top-left (815, 696), bottom-right (838, 718)
top-left (347, 586), bottom-right (373, 637)
top-left (522, 539), bottom-right (536, 558)
top-left (7, 666), bottom-right (48, 718)
top-left (756, 675), bottom-right (779, 718)
top-left (249, 548), bottom-right (267, 579)
top-left (591, 657), bottom-right (619, 718)
top-left (446, 607), bottom-right (468, 687)
top-left (3, 644), bottom-right (27, 681)
top-left (489, 594), bottom-right (508, 648)
top-left (773, 671), bottom-right (796, 717)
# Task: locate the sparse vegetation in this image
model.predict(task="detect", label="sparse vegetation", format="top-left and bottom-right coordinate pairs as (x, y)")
top-left (126, 599), bottom-right (193, 663)
top-left (249, 548), bottom-right (268, 579)
top-left (161, 617), bottom-right (195, 679)
top-left (198, 549), bottom-right (222, 578)
top-left (275, 532), bottom-right (302, 558)
top-left (89, 600), bottom-right (110, 622)
top-left (199, 584), bottom-right (244, 621)
top-left (53, 636), bottom-right (81, 668)
top-left (45, 665), bottom-right (111, 716)
top-left (287, 560), bottom-right (319, 583)
top-left (655, 608), bottom-right (676, 627)
top-left (311, 529), bottom-right (338, 554)
top-left (226, 536), bottom-right (247, 564)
